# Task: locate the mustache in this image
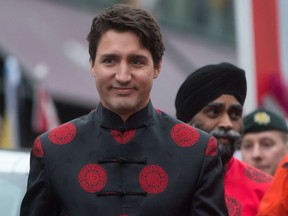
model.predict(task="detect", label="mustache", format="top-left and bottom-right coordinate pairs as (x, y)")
top-left (210, 128), bottom-right (240, 165)
top-left (210, 128), bottom-right (241, 142)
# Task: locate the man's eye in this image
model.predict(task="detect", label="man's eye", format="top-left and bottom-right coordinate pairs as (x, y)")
top-left (132, 59), bottom-right (143, 66)
top-left (261, 142), bottom-right (274, 148)
top-left (206, 109), bottom-right (219, 118)
top-left (103, 59), bottom-right (113, 64)
top-left (133, 60), bottom-right (141, 64)
top-left (230, 112), bottom-right (242, 120)
top-left (130, 56), bottom-right (147, 66)
top-left (241, 143), bottom-right (252, 150)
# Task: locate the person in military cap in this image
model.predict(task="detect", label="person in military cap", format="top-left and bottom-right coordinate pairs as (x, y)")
top-left (241, 108), bottom-right (288, 175)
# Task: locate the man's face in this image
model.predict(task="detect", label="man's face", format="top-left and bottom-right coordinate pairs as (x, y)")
top-left (241, 131), bottom-right (288, 175)
top-left (190, 95), bottom-right (243, 164)
top-left (90, 29), bottom-right (161, 121)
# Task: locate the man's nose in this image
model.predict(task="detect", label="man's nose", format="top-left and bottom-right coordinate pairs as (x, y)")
top-left (218, 114), bottom-right (233, 130)
top-left (115, 63), bottom-right (131, 84)
top-left (251, 144), bottom-right (262, 160)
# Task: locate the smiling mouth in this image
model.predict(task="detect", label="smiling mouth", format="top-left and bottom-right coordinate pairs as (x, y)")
top-left (113, 87), bottom-right (134, 95)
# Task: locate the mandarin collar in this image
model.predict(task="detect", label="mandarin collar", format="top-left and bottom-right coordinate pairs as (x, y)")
top-left (95, 101), bottom-right (156, 131)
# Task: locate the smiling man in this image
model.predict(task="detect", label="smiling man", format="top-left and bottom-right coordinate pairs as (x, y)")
top-left (20, 4), bottom-right (228, 216)
top-left (175, 62), bottom-right (273, 216)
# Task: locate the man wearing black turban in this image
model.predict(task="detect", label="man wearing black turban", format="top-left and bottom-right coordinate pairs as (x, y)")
top-left (175, 62), bottom-right (273, 216)
top-left (175, 62), bottom-right (246, 123)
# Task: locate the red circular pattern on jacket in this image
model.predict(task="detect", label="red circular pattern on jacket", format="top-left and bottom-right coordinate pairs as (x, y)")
top-left (244, 166), bottom-right (273, 183)
top-left (111, 129), bottom-right (136, 144)
top-left (48, 122), bottom-right (76, 145)
top-left (78, 164), bottom-right (107, 193)
top-left (139, 165), bottom-right (168, 194)
top-left (225, 195), bottom-right (242, 216)
top-left (33, 136), bottom-right (44, 158)
top-left (206, 136), bottom-right (218, 156)
top-left (171, 123), bottom-right (200, 147)
top-left (120, 214), bottom-right (128, 216)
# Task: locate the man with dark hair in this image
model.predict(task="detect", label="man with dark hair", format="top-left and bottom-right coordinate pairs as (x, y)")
top-left (241, 108), bottom-right (288, 175)
top-left (175, 62), bottom-right (273, 216)
top-left (20, 4), bottom-right (227, 216)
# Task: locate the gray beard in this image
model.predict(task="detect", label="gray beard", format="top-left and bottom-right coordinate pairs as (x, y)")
top-left (210, 128), bottom-right (241, 165)
top-left (189, 121), bottom-right (241, 165)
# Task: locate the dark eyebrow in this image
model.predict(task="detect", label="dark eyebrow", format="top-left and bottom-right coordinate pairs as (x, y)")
top-left (128, 54), bottom-right (148, 60)
top-left (99, 54), bottom-right (118, 59)
top-left (205, 102), bottom-right (225, 109)
top-left (229, 104), bottom-right (243, 112)
top-left (204, 102), bottom-right (243, 112)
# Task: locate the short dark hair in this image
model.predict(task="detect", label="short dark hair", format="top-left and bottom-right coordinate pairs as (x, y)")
top-left (87, 4), bottom-right (165, 67)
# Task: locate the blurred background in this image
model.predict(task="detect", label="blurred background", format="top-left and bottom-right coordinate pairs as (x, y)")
top-left (0, 0), bottom-right (288, 148)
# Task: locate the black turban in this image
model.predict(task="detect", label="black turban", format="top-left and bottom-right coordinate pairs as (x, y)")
top-left (175, 62), bottom-right (247, 123)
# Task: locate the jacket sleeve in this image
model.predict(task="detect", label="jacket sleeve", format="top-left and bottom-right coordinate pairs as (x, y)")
top-left (20, 139), bottom-right (61, 216)
top-left (191, 136), bottom-right (228, 216)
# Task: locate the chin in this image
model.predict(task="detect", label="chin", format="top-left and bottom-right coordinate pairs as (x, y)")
top-left (219, 143), bottom-right (235, 165)
top-left (110, 99), bottom-right (134, 109)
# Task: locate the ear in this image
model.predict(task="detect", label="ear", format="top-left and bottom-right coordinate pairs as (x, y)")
top-left (153, 60), bottom-right (162, 79)
top-left (90, 60), bottom-right (95, 77)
